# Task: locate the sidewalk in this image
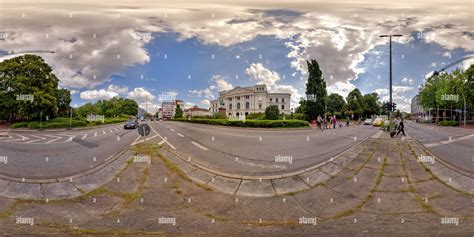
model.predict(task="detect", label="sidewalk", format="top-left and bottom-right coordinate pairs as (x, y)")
top-left (0, 134), bottom-right (472, 235)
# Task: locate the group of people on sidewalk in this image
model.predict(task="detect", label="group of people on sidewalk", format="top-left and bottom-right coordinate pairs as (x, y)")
top-left (316, 115), bottom-right (349, 130)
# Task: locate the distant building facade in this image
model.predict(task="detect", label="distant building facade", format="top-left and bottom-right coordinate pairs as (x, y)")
top-left (184, 106), bottom-right (212, 117)
top-left (210, 84), bottom-right (291, 118)
top-left (411, 95), bottom-right (430, 122)
top-left (161, 99), bottom-right (185, 120)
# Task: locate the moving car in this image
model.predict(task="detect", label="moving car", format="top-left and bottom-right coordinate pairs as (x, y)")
top-left (372, 118), bottom-right (384, 127)
top-left (364, 119), bottom-right (372, 125)
top-left (124, 119), bottom-right (139, 129)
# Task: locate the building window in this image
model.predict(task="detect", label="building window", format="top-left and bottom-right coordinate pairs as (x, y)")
top-left (245, 112), bottom-right (249, 115)
top-left (270, 98), bottom-right (273, 102)
top-left (276, 98), bottom-right (279, 103)
top-left (236, 96), bottom-right (240, 100)
top-left (282, 98), bottom-right (285, 103)
top-left (245, 95), bottom-right (250, 99)
top-left (229, 103), bottom-right (232, 110)
top-left (281, 104), bottom-right (285, 110)
top-left (228, 98), bottom-right (232, 102)
top-left (258, 104), bottom-right (262, 109)
top-left (237, 103), bottom-right (240, 109)
top-left (245, 102), bottom-right (250, 109)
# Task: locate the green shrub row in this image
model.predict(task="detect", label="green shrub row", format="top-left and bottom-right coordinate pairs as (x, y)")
top-left (172, 118), bottom-right (309, 128)
top-left (439, 120), bottom-right (458, 126)
top-left (11, 117), bottom-right (129, 129)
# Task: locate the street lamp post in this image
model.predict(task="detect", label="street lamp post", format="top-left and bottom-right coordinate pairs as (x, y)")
top-left (380, 34), bottom-right (402, 133)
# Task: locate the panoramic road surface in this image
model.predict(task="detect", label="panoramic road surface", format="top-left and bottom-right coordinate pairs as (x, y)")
top-left (0, 124), bottom-right (143, 179)
top-left (153, 121), bottom-right (380, 175)
top-left (406, 122), bottom-right (474, 173)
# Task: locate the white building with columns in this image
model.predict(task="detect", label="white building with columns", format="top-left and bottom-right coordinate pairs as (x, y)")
top-left (210, 84), bottom-right (291, 118)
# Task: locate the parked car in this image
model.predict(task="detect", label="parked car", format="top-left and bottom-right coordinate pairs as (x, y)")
top-left (372, 118), bottom-right (384, 127)
top-left (124, 119), bottom-right (139, 129)
top-left (364, 119), bottom-right (372, 125)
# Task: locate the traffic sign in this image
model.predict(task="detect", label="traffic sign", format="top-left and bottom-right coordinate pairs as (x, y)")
top-left (138, 124), bottom-right (151, 137)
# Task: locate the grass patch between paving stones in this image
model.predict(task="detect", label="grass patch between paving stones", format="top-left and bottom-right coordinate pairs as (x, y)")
top-left (407, 142), bottom-right (471, 196)
top-left (328, 156), bottom-right (387, 220)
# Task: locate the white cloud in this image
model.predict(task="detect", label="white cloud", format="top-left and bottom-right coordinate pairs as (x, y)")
top-left (212, 75), bottom-right (233, 91)
top-left (401, 77), bottom-right (414, 85)
top-left (107, 84), bottom-right (129, 94)
top-left (3, 1), bottom-right (472, 102)
top-left (189, 87), bottom-right (215, 100)
top-left (127, 87), bottom-right (156, 103)
top-left (80, 89), bottom-right (118, 100)
top-left (393, 85), bottom-right (414, 94)
top-left (245, 63), bottom-right (281, 87)
top-left (327, 81), bottom-right (357, 99)
top-left (200, 99), bottom-right (211, 106)
top-left (184, 102), bottom-right (195, 109)
top-left (462, 58), bottom-right (474, 70)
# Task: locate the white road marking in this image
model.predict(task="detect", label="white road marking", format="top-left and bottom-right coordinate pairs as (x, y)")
top-left (44, 135), bottom-right (62, 144)
top-left (94, 132), bottom-right (98, 137)
top-left (132, 135), bottom-right (141, 145)
top-left (17, 134), bottom-right (29, 141)
top-left (65, 135), bottom-right (76, 142)
top-left (170, 128), bottom-right (175, 132)
top-left (109, 129), bottom-right (113, 133)
top-left (24, 135), bottom-right (46, 143)
top-left (191, 141), bottom-right (209, 151)
top-left (131, 134), bottom-right (160, 146)
top-left (177, 133), bottom-right (184, 137)
top-left (424, 134), bottom-right (473, 147)
top-left (371, 130), bottom-right (383, 139)
top-left (102, 130), bottom-right (106, 135)
top-left (82, 134), bottom-right (88, 140)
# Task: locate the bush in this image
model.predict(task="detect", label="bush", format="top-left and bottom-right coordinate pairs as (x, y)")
top-left (439, 120), bottom-right (458, 126)
top-left (290, 113), bottom-right (306, 121)
top-left (11, 122), bottom-right (29, 128)
top-left (172, 118), bottom-right (309, 128)
top-left (265, 105), bottom-right (280, 120)
top-left (11, 116), bottom-right (125, 129)
top-left (246, 112), bottom-right (265, 120)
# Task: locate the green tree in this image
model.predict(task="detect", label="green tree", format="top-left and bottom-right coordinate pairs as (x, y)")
top-left (74, 103), bottom-right (99, 118)
top-left (304, 60), bottom-right (327, 120)
top-left (326, 93), bottom-right (346, 115)
top-left (116, 98), bottom-right (138, 116)
top-left (0, 54), bottom-right (61, 121)
top-left (56, 88), bottom-right (71, 117)
top-left (346, 89), bottom-right (364, 119)
top-left (362, 93), bottom-right (381, 117)
top-left (265, 105), bottom-right (280, 120)
top-left (174, 104), bottom-right (183, 118)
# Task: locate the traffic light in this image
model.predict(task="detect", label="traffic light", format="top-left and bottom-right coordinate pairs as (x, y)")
top-left (391, 102), bottom-right (397, 111)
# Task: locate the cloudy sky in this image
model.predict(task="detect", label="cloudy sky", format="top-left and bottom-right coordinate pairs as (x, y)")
top-left (0, 0), bottom-right (473, 113)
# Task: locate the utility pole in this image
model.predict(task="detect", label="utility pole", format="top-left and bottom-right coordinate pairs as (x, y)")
top-left (380, 34), bottom-right (402, 133)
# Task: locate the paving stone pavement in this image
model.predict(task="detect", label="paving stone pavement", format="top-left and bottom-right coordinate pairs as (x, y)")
top-left (0, 134), bottom-right (472, 236)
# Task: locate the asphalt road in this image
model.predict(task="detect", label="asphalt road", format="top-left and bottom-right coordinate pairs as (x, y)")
top-left (153, 121), bottom-right (379, 175)
top-left (405, 121), bottom-right (474, 173)
top-left (0, 121), bottom-right (381, 179)
top-left (0, 124), bottom-right (143, 179)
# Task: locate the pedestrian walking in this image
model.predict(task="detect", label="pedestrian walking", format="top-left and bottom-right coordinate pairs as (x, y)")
top-left (317, 115), bottom-right (322, 130)
top-left (396, 118), bottom-right (406, 136)
top-left (333, 116), bottom-right (337, 129)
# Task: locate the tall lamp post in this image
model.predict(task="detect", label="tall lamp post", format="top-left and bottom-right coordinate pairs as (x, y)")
top-left (380, 34), bottom-right (402, 133)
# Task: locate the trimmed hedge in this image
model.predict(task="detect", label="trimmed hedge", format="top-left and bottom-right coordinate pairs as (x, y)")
top-left (172, 118), bottom-right (309, 128)
top-left (11, 117), bottom-right (128, 129)
top-left (439, 120), bottom-right (458, 126)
